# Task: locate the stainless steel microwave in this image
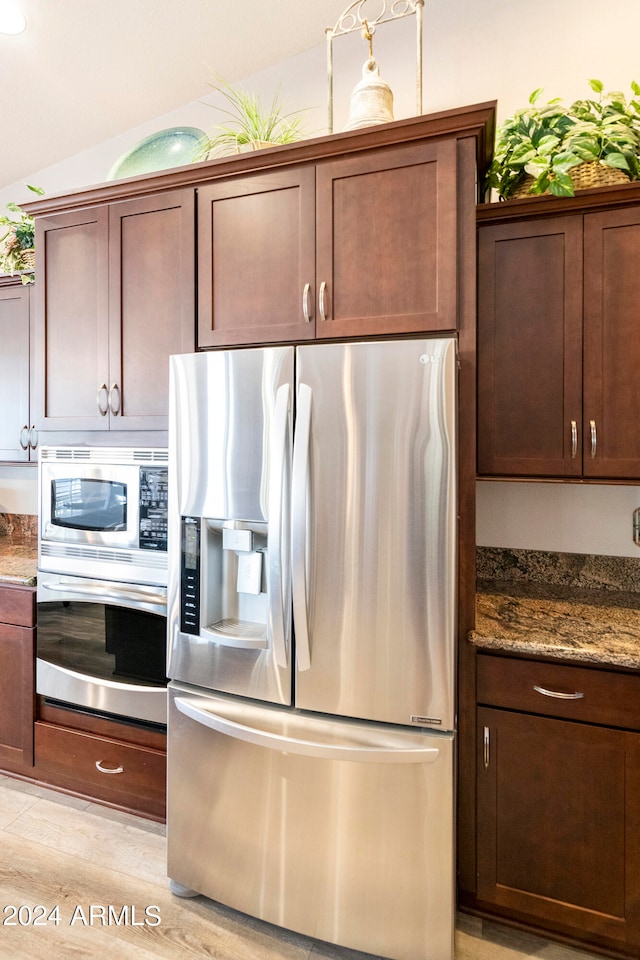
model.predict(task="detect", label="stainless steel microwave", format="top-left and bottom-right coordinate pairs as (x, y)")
top-left (38, 446), bottom-right (169, 586)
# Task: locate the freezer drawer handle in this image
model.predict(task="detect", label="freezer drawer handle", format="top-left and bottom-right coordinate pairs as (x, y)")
top-left (291, 382), bottom-right (312, 671)
top-left (533, 684), bottom-right (584, 700)
top-left (174, 697), bottom-right (441, 765)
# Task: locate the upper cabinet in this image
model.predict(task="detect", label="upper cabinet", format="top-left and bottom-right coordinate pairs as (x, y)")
top-left (22, 104), bottom-right (495, 436)
top-left (197, 139), bottom-right (459, 347)
top-left (478, 186), bottom-right (640, 480)
top-left (33, 190), bottom-right (195, 433)
top-left (0, 280), bottom-right (36, 462)
top-left (197, 167), bottom-right (316, 346)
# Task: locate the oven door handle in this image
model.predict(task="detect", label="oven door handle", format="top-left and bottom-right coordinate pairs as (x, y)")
top-left (43, 581), bottom-right (167, 610)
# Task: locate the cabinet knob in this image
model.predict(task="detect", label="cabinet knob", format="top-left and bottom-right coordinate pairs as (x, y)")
top-left (109, 383), bottom-right (121, 416)
top-left (97, 383), bottom-right (109, 416)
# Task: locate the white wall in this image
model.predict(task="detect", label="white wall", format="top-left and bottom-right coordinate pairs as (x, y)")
top-left (0, 466), bottom-right (37, 515)
top-left (3, 0), bottom-right (640, 552)
top-left (477, 482), bottom-right (640, 559)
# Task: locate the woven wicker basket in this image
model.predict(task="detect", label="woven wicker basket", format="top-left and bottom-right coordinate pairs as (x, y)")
top-left (21, 249), bottom-right (35, 271)
top-left (512, 161), bottom-right (629, 199)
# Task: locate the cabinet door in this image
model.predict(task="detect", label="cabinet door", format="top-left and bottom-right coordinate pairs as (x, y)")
top-left (477, 707), bottom-right (640, 951)
top-left (0, 283), bottom-right (31, 461)
top-left (315, 139), bottom-right (458, 338)
top-left (0, 621), bottom-right (35, 771)
top-left (197, 167), bottom-right (316, 347)
top-left (33, 207), bottom-right (110, 431)
top-left (108, 190), bottom-right (195, 431)
top-left (477, 217), bottom-right (583, 476)
top-left (584, 207), bottom-right (640, 478)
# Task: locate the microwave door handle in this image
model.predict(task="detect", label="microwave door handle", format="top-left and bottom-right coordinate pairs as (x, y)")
top-left (267, 383), bottom-right (290, 669)
top-left (43, 581), bottom-right (167, 609)
top-left (292, 382), bottom-right (312, 672)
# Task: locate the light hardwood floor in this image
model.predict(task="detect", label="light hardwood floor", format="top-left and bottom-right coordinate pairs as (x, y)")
top-left (0, 773), bottom-right (607, 960)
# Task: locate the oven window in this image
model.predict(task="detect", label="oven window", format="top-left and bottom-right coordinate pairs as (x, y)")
top-left (51, 478), bottom-right (127, 532)
top-left (37, 601), bottom-right (167, 687)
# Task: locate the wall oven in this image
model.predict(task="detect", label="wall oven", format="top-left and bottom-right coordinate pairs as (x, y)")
top-left (37, 447), bottom-right (169, 726)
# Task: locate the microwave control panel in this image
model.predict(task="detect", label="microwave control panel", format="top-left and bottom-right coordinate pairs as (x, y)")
top-left (139, 467), bottom-right (169, 551)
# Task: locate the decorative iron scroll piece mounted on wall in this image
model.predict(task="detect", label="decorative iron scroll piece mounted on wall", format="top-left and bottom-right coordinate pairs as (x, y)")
top-left (326, 0), bottom-right (425, 134)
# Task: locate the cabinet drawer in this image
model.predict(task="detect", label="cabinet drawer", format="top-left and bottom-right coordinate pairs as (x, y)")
top-left (0, 584), bottom-right (35, 627)
top-left (34, 722), bottom-right (166, 818)
top-left (477, 654), bottom-right (640, 730)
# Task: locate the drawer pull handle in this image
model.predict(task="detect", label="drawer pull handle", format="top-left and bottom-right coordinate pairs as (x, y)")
top-left (95, 760), bottom-right (124, 775)
top-left (570, 419), bottom-right (578, 459)
top-left (533, 685), bottom-right (584, 700)
top-left (590, 419), bottom-right (597, 459)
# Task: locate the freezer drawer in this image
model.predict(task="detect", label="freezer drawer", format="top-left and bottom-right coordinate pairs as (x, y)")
top-left (167, 684), bottom-right (455, 960)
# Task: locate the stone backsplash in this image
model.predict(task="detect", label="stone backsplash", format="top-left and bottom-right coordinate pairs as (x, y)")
top-left (477, 546), bottom-right (640, 594)
top-left (0, 513), bottom-right (38, 539)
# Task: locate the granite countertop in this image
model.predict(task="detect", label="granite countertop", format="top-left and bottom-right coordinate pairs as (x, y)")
top-left (470, 580), bottom-right (640, 670)
top-left (0, 515), bottom-right (38, 587)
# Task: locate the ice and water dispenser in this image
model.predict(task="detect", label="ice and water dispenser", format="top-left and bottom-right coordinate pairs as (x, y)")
top-left (179, 516), bottom-right (269, 647)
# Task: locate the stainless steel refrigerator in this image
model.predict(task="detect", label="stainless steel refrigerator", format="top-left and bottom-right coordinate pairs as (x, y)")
top-left (166, 338), bottom-right (457, 960)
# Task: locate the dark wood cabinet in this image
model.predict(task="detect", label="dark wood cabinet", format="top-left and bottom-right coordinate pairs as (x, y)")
top-left (197, 138), bottom-right (459, 347)
top-left (33, 190), bottom-right (194, 433)
top-left (0, 280), bottom-right (36, 461)
top-left (477, 216), bottom-right (583, 476)
top-left (34, 699), bottom-right (166, 820)
top-left (583, 206), bottom-right (640, 477)
top-left (475, 653), bottom-right (640, 955)
top-left (478, 188), bottom-right (640, 480)
top-left (0, 584), bottom-right (35, 772)
top-left (197, 167), bottom-right (316, 347)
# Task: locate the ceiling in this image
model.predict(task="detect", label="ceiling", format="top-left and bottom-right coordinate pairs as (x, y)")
top-left (0, 0), bottom-right (350, 190)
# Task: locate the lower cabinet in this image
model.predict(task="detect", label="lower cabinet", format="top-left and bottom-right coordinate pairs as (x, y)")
top-left (476, 654), bottom-right (640, 954)
top-left (34, 700), bottom-right (166, 820)
top-left (0, 584), bottom-right (35, 771)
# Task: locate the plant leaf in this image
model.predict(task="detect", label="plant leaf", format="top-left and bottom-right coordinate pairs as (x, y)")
top-left (603, 151), bottom-right (631, 170)
top-left (589, 78), bottom-right (604, 93)
top-left (549, 172), bottom-right (575, 196)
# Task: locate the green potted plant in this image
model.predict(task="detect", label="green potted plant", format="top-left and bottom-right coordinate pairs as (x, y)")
top-left (195, 79), bottom-right (306, 160)
top-left (486, 80), bottom-right (640, 200)
top-left (0, 184), bottom-right (44, 283)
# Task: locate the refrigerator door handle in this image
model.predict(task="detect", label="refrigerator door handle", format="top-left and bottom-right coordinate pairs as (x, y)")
top-left (267, 383), bottom-right (290, 669)
top-left (174, 697), bottom-right (442, 764)
top-left (292, 382), bottom-right (312, 671)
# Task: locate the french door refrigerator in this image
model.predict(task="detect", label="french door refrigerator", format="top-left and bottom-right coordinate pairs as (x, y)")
top-left (166, 338), bottom-right (457, 960)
